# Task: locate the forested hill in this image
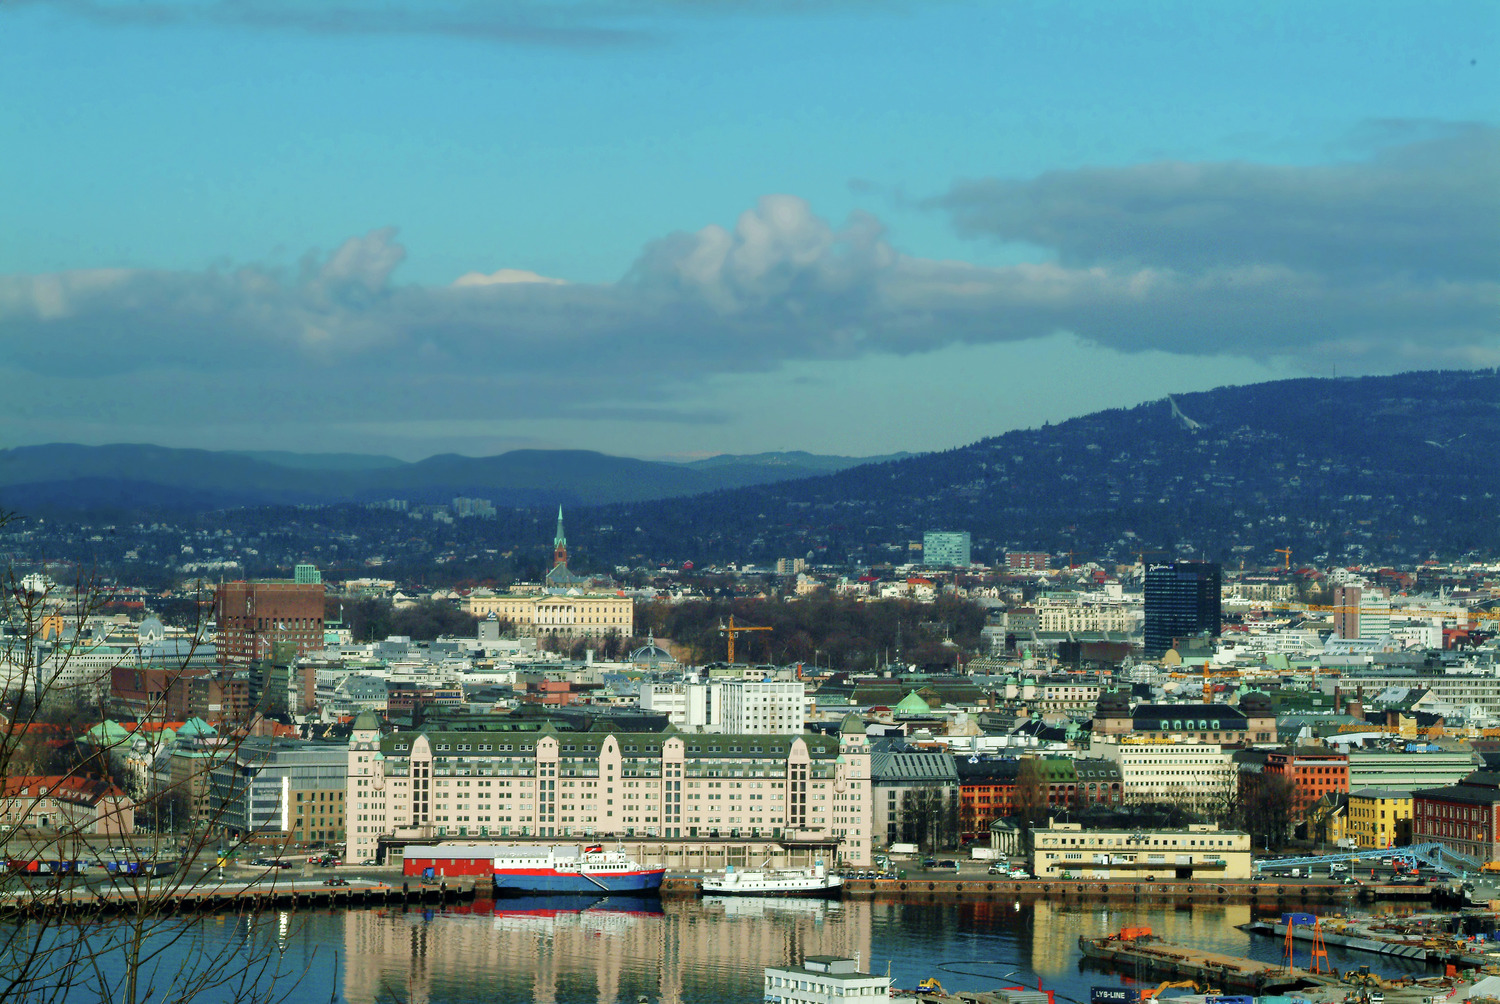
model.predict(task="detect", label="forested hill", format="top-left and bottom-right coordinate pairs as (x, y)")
top-left (585, 370), bottom-right (1500, 568)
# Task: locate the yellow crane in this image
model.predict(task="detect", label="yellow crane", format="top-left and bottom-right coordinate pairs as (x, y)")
top-left (717, 615), bottom-right (772, 664)
top-left (1274, 547), bottom-right (1292, 570)
top-left (1139, 982), bottom-right (1214, 1002)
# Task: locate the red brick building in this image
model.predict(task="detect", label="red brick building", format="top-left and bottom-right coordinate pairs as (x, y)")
top-left (214, 579), bottom-right (325, 666)
top-left (1413, 771), bottom-right (1500, 863)
top-left (111, 665), bottom-right (207, 721)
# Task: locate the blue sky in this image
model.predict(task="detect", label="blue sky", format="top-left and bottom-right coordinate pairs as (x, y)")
top-left (3, 0), bottom-right (1496, 461)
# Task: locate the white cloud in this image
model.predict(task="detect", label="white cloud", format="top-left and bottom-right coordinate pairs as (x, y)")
top-left (452, 268), bottom-right (568, 288)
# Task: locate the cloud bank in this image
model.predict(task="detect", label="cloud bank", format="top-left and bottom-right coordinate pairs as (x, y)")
top-left (2, 128), bottom-right (1495, 437)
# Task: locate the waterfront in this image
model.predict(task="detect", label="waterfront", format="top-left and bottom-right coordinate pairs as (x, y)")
top-left (27, 896), bottom-right (1437, 1004)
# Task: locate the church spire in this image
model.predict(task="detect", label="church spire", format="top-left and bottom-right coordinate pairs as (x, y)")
top-left (553, 507), bottom-right (568, 568)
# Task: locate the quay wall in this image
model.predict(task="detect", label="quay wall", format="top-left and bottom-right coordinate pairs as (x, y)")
top-left (839, 877), bottom-right (1433, 905)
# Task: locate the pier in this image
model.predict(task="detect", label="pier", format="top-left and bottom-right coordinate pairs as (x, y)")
top-left (0, 876), bottom-right (478, 919)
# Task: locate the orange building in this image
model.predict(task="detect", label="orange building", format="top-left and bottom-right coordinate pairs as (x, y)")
top-left (956, 759), bottom-right (1019, 841)
top-left (1265, 747), bottom-right (1349, 817)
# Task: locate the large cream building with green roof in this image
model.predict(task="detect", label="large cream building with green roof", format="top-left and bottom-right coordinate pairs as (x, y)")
top-left (346, 712), bottom-right (873, 865)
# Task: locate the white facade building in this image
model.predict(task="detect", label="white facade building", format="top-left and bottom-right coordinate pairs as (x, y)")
top-left (1089, 736), bottom-right (1235, 812)
top-left (765, 957), bottom-right (889, 1004)
top-left (718, 680), bottom-right (806, 734)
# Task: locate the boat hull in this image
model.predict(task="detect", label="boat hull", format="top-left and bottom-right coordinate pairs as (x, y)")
top-left (493, 868), bottom-right (666, 896)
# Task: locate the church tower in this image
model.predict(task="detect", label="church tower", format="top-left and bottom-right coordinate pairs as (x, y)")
top-left (553, 506), bottom-right (568, 569)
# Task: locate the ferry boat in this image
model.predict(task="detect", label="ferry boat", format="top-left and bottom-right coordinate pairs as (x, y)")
top-left (492, 844), bottom-right (666, 896)
top-left (701, 860), bottom-right (842, 898)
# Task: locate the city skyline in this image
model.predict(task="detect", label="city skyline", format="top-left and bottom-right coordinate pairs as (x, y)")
top-left (3, 1), bottom-right (1495, 461)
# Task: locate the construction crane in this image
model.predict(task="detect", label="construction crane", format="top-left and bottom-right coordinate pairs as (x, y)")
top-left (1274, 547), bottom-right (1292, 570)
top-left (717, 615), bottom-right (771, 664)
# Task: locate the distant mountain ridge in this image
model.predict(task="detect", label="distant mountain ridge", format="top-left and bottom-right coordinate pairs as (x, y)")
top-left (0, 443), bottom-right (907, 514)
top-left (583, 370), bottom-right (1500, 567)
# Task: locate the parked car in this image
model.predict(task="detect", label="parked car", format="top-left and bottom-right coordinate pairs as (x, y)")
top-left (987, 863), bottom-right (1009, 875)
top-left (934, 860), bottom-right (959, 872)
top-left (322, 877), bottom-right (349, 887)
top-left (1009, 869), bottom-right (1031, 879)
top-left (922, 858), bottom-right (938, 869)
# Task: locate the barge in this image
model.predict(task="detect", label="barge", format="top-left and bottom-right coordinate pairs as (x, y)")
top-left (1078, 928), bottom-right (1313, 993)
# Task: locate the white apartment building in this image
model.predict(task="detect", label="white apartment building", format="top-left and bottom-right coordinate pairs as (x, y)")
top-left (1328, 667), bottom-right (1500, 720)
top-left (719, 680), bottom-right (806, 734)
top-left (639, 680), bottom-right (807, 734)
top-left (1089, 736), bottom-right (1235, 813)
top-left (639, 682), bottom-right (711, 729)
top-left (1034, 678), bottom-right (1106, 714)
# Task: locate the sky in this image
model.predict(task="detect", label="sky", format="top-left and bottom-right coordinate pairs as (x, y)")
top-left (2, 0), bottom-right (1497, 462)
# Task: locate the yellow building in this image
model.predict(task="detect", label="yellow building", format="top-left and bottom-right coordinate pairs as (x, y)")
top-left (1347, 787), bottom-right (1412, 849)
top-left (1030, 821), bottom-right (1251, 880)
top-left (463, 591), bottom-right (633, 640)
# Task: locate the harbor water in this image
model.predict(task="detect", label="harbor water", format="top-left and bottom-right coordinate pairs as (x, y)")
top-left (17, 896), bottom-right (1441, 1003)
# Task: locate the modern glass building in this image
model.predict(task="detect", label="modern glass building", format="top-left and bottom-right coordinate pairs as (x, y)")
top-left (922, 530), bottom-right (971, 567)
top-left (1143, 561), bottom-right (1222, 657)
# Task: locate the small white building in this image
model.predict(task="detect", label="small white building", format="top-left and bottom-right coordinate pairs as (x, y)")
top-left (765, 956), bottom-right (889, 1004)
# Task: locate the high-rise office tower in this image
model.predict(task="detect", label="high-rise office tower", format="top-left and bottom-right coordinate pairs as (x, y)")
top-left (1143, 561), bottom-right (1221, 658)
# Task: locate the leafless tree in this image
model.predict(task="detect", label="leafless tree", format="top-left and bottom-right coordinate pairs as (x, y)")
top-left (0, 509), bottom-right (329, 1004)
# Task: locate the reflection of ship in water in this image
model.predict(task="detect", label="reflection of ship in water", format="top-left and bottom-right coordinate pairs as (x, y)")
top-left (417, 895), bottom-right (665, 935)
top-left (704, 895), bottom-right (842, 920)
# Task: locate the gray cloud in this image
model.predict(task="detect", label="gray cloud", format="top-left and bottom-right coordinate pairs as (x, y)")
top-left (936, 124), bottom-right (1500, 281)
top-left (14, 0), bottom-right (655, 47)
top-left (2, 133), bottom-right (1496, 441)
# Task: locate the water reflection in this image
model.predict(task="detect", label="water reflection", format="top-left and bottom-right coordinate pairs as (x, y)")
top-left (18, 895), bottom-right (1437, 1003)
top-left (343, 894), bottom-right (871, 1004)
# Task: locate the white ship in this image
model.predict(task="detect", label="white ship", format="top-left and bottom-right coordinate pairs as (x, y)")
top-left (700, 860), bottom-right (842, 898)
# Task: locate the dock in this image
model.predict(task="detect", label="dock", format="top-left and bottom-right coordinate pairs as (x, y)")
top-left (1241, 917), bottom-right (1500, 970)
top-left (0, 876), bottom-right (478, 919)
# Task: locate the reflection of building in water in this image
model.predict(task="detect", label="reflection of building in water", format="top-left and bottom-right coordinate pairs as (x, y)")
top-left (1025, 899), bottom-right (1252, 978)
top-left (342, 900), bottom-right (872, 1004)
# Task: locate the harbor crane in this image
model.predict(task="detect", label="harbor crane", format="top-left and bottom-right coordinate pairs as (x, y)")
top-left (717, 615), bottom-right (772, 664)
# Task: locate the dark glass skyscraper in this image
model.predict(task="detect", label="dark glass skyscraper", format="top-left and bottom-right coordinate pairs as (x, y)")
top-left (1143, 561), bottom-right (1222, 658)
